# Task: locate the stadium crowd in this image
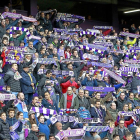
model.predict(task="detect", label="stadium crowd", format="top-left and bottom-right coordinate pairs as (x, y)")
top-left (0, 5), bottom-right (140, 140)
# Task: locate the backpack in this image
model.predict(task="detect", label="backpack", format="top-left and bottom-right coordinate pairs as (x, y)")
top-left (77, 107), bottom-right (91, 118)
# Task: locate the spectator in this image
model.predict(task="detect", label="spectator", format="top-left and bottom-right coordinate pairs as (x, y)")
top-left (26, 123), bottom-right (40, 140)
top-left (60, 87), bottom-right (79, 110)
top-left (111, 119), bottom-right (129, 140)
top-left (4, 63), bottom-right (21, 96)
top-left (0, 112), bottom-right (10, 140)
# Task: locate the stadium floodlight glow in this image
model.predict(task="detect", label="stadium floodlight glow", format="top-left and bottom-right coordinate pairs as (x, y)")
top-left (124, 9), bottom-right (140, 14)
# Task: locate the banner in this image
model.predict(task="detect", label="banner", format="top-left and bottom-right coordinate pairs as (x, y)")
top-left (93, 26), bottom-right (113, 30)
top-left (83, 126), bottom-right (110, 132)
top-left (82, 86), bottom-right (115, 92)
top-left (22, 16), bottom-right (37, 22)
top-left (89, 62), bottom-right (113, 68)
top-left (2, 12), bottom-right (22, 19)
top-left (55, 129), bottom-right (85, 140)
top-left (38, 58), bottom-right (56, 65)
top-left (104, 68), bottom-right (126, 84)
top-left (119, 32), bottom-right (140, 38)
top-left (0, 94), bottom-right (16, 100)
top-left (83, 53), bottom-right (99, 60)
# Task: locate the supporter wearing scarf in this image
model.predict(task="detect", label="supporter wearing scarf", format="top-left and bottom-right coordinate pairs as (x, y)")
top-left (14, 92), bottom-right (28, 119)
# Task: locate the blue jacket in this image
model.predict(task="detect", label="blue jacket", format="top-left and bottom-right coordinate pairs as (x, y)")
top-left (81, 77), bottom-right (97, 96)
top-left (127, 98), bottom-right (139, 109)
top-left (16, 102), bottom-right (28, 119)
top-left (42, 98), bottom-right (59, 113)
top-left (90, 107), bottom-right (106, 121)
top-left (35, 115), bottom-right (51, 140)
top-left (6, 117), bottom-right (22, 140)
top-left (20, 71), bottom-right (36, 94)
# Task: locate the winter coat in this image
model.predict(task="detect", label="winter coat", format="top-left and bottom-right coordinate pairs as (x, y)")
top-left (36, 115), bottom-right (51, 140)
top-left (4, 69), bottom-right (21, 92)
top-left (0, 118), bottom-right (10, 140)
top-left (6, 117), bottom-right (22, 140)
top-left (26, 130), bottom-right (39, 140)
top-left (90, 107), bottom-right (106, 121)
top-left (20, 71), bottom-right (36, 94)
top-left (27, 46), bottom-right (36, 53)
top-left (108, 107), bottom-right (118, 121)
top-left (90, 92), bottom-right (112, 105)
top-left (117, 97), bottom-right (127, 111)
top-left (67, 63), bottom-right (85, 82)
top-left (127, 98), bottom-right (139, 109)
top-left (37, 75), bottom-right (50, 96)
top-left (0, 100), bottom-right (14, 115)
top-left (111, 126), bottom-right (129, 140)
top-left (131, 76), bottom-right (140, 91)
top-left (60, 93), bottom-right (79, 109)
top-left (75, 96), bottom-right (90, 110)
top-left (81, 77), bottom-right (97, 96)
top-left (42, 98), bottom-right (59, 113)
top-left (60, 80), bottom-right (80, 93)
top-left (9, 32), bottom-right (26, 46)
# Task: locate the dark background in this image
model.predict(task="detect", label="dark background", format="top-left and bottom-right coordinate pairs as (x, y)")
top-left (0, 0), bottom-right (140, 27)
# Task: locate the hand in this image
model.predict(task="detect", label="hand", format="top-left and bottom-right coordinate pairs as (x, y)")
top-left (10, 126), bottom-right (13, 130)
top-left (31, 83), bottom-right (34, 87)
top-left (67, 127), bottom-right (71, 130)
top-left (77, 81), bottom-right (80, 84)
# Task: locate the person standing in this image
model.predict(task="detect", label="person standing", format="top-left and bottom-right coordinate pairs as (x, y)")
top-left (4, 63), bottom-right (21, 96)
top-left (20, 64), bottom-right (36, 105)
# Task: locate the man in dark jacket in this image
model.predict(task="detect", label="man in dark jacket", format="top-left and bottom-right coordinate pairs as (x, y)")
top-left (4, 63), bottom-right (21, 96)
top-left (117, 92), bottom-right (127, 111)
top-left (27, 96), bottom-right (39, 111)
top-left (131, 72), bottom-right (140, 94)
top-left (37, 70), bottom-right (52, 97)
top-left (67, 62), bottom-right (85, 82)
top-left (76, 89), bottom-right (90, 110)
top-left (26, 123), bottom-right (40, 140)
top-left (20, 64), bottom-right (36, 105)
top-left (0, 112), bottom-right (10, 140)
top-left (90, 100), bottom-right (106, 123)
top-left (6, 108), bottom-right (22, 140)
top-left (127, 92), bottom-right (139, 109)
top-left (133, 127), bottom-right (140, 140)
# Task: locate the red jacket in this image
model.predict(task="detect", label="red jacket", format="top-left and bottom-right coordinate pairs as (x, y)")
top-left (61, 80), bottom-right (80, 93)
top-left (115, 118), bottom-right (133, 128)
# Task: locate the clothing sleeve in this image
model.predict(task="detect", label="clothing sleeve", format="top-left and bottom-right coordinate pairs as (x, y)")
top-left (102, 92), bottom-right (112, 103)
top-left (60, 95), bottom-right (64, 109)
top-left (17, 31), bottom-right (26, 42)
top-left (114, 83), bottom-right (123, 90)
top-left (103, 29), bottom-right (111, 36)
top-left (58, 21), bottom-right (64, 29)
top-left (46, 119), bottom-right (51, 126)
top-left (81, 77), bottom-right (88, 86)
top-left (6, 19), bottom-right (19, 29)
top-left (0, 124), bottom-right (7, 139)
top-left (73, 97), bottom-right (79, 109)
top-left (2, 100), bottom-right (14, 112)
top-left (127, 38), bottom-right (137, 45)
top-left (35, 114), bottom-right (39, 125)
top-left (59, 76), bottom-right (71, 84)
top-left (37, 78), bottom-right (46, 96)
top-left (125, 118), bottom-right (133, 126)
top-left (75, 63), bottom-right (85, 73)
top-left (3, 73), bottom-right (10, 83)
top-left (61, 80), bottom-right (71, 89)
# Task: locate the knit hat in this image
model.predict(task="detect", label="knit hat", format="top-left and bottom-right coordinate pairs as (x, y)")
top-left (28, 110), bottom-right (35, 116)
